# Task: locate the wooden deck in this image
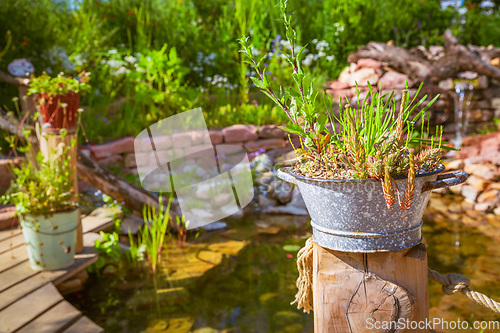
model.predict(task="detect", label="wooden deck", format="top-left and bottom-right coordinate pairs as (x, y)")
top-left (0, 214), bottom-right (114, 333)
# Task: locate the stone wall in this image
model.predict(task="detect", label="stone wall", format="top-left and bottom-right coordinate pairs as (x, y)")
top-left (325, 57), bottom-right (500, 138)
top-left (80, 124), bottom-right (298, 176)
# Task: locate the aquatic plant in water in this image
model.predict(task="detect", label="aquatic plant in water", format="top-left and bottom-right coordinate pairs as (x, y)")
top-left (128, 196), bottom-right (172, 275)
top-left (239, 0), bottom-right (452, 211)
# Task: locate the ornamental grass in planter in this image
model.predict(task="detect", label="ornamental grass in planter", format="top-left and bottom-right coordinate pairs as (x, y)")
top-left (1, 136), bottom-right (79, 270)
top-left (239, 0), bottom-right (467, 252)
top-left (28, 71), bottom-right (90, 131)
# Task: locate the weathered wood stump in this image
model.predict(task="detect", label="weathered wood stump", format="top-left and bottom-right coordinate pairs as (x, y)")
top-left (313, 243), bottom-right (429, 333)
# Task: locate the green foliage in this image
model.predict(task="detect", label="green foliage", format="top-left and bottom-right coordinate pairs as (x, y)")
top-left (28, 71), bottom-right (91, 97)
top-left (128, 195), bottom-right (171, 275)
top-left (0, 0), bottom-right (499, 145)
top-left (74, 44), bottom-right (199, 143)
top-left (453, 1), bottom-right (500, 47)
top-left (87, 231), bottom-right (122, 274)
top-left (1, 139), bottom-right (78, 218)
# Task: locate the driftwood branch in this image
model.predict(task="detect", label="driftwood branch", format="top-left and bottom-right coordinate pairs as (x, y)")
top-left (0, 71), bottom-right (29, 86)
top-left (76, 150), bottom-right (180, 216)
top-left (347, 42), bottom-right (433, 82)
top-left (348, 29), bottom-right (500, 83)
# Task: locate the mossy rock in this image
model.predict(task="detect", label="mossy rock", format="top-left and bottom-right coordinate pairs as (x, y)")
top-left (143, 316), bottom-right (194, 333)
top-left (89, 206), bottom-right (123, 219)
top-left (283, 324), bottom-right (304, 333)
top-left (126, 287), bottom-right (190, 309)
top-left (273, 311), bottom-right (301, 327)
top-left (192, 328), bottom-right (219, 333)
top-left (207, 240), bottom-right (246, 256)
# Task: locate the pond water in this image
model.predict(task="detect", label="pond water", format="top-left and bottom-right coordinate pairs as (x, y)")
top-left (67, 196), bottom-right (500, 333)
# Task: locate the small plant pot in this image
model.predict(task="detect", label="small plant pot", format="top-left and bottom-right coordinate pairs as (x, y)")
top-left (37, 92), bottom-right (81, 131)
top-left (20, 209), bottom-right (79, 270)
top-left (278, 165), bottom-right (467, 253)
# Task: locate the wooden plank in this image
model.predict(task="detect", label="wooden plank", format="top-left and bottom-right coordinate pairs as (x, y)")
top-left (16, 301), bottom-right (82, 333)
top-left (0, 283), bottom-right (63, 333)
top-left (0, 246), bottom-right (28, 273)
top-left (0, 233), bottom-right (24, 255)
top-left (0, 269), bottom-right (65, 311)
top-left (52, 247), bottom-right (97, 286)
top-left (0, 261), bottom-right (39, 293)
top-left (62, 316), bottom-right (103, 333)
top-left (0, 247), bottom-right (96, 311)
top-left (0, 228), bottom-right (21, 242)
top-left (81, 216), bottom-right (113, 234)
top-left (83, 232), bottom-right (102, 248)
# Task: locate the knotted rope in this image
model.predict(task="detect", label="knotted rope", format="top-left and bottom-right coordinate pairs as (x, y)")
top-left (292, 237), bottom-right (500, 315)
top-left (428, 269), bottom-right (500, 314)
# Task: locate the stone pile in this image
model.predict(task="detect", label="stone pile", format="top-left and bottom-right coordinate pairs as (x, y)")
top-left (438, 131), bottom-right (500, 215)
top-left (326, 58), bottom-right (500, 138)
top-left (251, 151), bottom-right (309, 217)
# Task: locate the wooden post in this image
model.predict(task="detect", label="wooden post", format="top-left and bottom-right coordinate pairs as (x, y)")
top-left (18, 85), bottom-right (36, 115)
top-left (39, 131), bottom-right (84, 254)
top-left (313, 242), bottom-right (429, 333)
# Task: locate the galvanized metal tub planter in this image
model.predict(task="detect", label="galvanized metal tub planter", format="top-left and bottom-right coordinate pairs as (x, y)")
top-left (277, 165), bottom-right (467, 253)
top-left (20, 209), bottom-right (79, 270)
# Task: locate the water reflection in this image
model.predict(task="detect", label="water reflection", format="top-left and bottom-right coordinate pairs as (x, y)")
top-left (67, 199), bottom-right (500, 333)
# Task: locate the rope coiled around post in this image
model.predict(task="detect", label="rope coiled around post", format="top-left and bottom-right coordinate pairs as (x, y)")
top-left (293, 237), bottom-right (500, 315)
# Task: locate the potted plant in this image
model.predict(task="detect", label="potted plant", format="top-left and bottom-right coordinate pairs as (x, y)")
top-left (1, 136), bottom-right (79, 270)
top-left (239, 0), bottom-right (467, 252)
top-left (28, 71), bottom-right (90, 131)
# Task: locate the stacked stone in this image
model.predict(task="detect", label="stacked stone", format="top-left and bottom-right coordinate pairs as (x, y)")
top-left (441, 132), bottom-right (500, 215)
top-left (326, 58), bottom-right (414, 104)
top-left (80, 124), bottom-right (296, 176)
top-left (438, 75), bottom-right (500, 135)
top-left (326, 57), bottom-right (500, 138)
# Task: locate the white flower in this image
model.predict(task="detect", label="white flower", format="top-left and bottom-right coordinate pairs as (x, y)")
top-left (251, 45), bottom-right (261, 56)
top-left (106, 60), bottom-right (122, 68)
top-left (316, 40), bottom-right (330, 51)
top-left (205, 77), bottom-right (212, 82)
top-left (326, 55), bottom-right (335, 61)
top-left (302, 54), bottom-right (315, 66)
top-left (312, 39), bottom-right (318, 44)
top-left (108, 49), bottom-right (118, 55)
top-left (280, 40), bottom-right (291, 49)
top-left (113, 66), bottom-right (127, 76)
top-left (124, 55), bottom-right (137, 63)
top-left (334, 23), bottom-right (345, 32)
